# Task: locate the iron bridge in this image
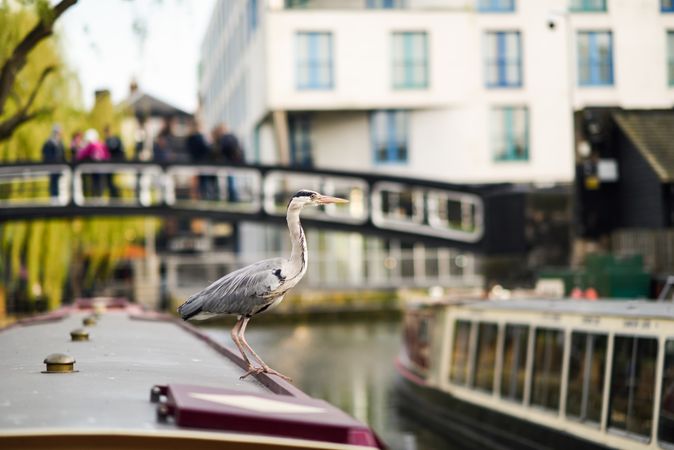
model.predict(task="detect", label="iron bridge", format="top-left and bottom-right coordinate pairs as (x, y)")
top-left (0, 162), bottom-right (528, 253)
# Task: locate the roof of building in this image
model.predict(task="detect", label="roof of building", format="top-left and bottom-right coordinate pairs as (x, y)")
top-left (125, 91), bottom-right (192, 118)
top-left (613, 110), bottom-right (674, 182)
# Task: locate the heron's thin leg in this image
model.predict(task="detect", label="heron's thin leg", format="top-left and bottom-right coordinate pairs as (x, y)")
top-left (238, 316), bottom-right (292, 382)
top-left (231, 316), bottom-right (255, 369)
top-left (237, 317), bottom-right (267, 367)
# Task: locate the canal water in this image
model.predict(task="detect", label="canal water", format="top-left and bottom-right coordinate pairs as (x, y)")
top-left (206, 319), bottom-right (467, 450)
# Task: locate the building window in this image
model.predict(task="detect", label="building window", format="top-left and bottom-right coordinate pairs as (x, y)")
top-left (367, 0), bottom-right (405, 8)
top-left (665, 0), bottom-right (674, 12)
top-left (371, 110), bottom-right (408, 164)
top-left (668, 31), bottom-right (674, 85)
top-left (472, 322), bottom-right (498, 392)
top-left (566, 332), bottom-right (607, 424)
top-left (570, 0), bottom-right (607, 12)
top-left (577, 31), bottom-right (613, 86)
top-left (500, 324), bottom-right (528, 402)
top-left (609, 336), bottom-right (657, 437)
top-left (449, 320), bottom-right (472, 385)
top-left (531, 328), bottom-right (564, 411)
top-left (296, 32), bottom-right (333, 90)
top-left (490, 106), bottom-right (529, 162)
top-left (478, 0), bottom-right (515, 12)
top-left (484, 31), bottom-right (522, 88)
top-left (659, 340), bottom-right (674, 445)
top-left (392, 32), bottom-right (428, 89)
top-left (288, 114), bottom-right (313, 167)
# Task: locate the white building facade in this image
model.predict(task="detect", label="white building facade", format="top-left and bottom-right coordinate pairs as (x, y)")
top-left (195, 0), bottom-right (674, 290)
top-left (200, 0), bottom-right (674, 184)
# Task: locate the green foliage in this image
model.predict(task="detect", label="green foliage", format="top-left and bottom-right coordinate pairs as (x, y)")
top-left (0, 3), bottom-right (158, 312)
top-left (0, 5), bottom-right (83, 161)
top-left (89, 90), bottom-right (116, 134)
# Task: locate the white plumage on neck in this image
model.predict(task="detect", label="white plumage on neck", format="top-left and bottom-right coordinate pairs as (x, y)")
top-left (286, 204), bottom-right (307, 280)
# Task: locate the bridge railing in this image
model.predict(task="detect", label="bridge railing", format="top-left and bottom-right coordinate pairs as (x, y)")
top-left (0, 162), bottom-right (497, 247)
top-left (165, 165), bottom-right (262, 213)
top-left (263, 170), bottom-right (369, 224)
top-left (73, 163), bottom-right (164, 207)
top-left (0, 164), bottom-right (71, 207)
top-left (371, 182), bottom-right (484, 243)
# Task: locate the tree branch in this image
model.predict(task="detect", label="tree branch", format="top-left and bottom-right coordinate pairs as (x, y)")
top-left (23, 65), bottom-right (55, 113)
top-left (0, 0), bottom-right (77, 116)
top-left (0, 65), bottom-right (55, 142)
top-left (0, 107), bottom-right (52, 142)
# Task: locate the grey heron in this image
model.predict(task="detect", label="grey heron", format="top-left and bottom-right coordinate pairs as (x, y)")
top-left (177, 190), bottom-right (349, 381)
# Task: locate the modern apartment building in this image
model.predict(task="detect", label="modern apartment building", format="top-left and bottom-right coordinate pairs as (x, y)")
top-left (195, 0), bottom-right (674, 289)
top-left (200, 0), bottom-right (674, 182)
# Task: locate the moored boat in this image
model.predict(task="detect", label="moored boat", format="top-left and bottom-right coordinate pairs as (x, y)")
top-left (397, 298), bottom-right (674, 449)
top-left (0, 298), bottom-right (384, 449)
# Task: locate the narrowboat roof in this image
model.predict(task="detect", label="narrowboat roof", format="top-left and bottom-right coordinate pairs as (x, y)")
top-left (0, 301), bottom-right (382, 449)
top-left (459, 298), bottom-right (674, 320)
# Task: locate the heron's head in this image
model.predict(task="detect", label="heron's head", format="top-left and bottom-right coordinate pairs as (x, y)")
top-left (288, 190), bottom-right (349, 209)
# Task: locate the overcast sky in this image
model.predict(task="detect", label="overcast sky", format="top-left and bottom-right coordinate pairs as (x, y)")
top-left (57, 0), bottom-right (216, 112)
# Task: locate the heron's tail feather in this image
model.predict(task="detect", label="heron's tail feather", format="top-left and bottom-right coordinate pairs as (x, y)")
top-left (177, 294), bottom-right (203, 321)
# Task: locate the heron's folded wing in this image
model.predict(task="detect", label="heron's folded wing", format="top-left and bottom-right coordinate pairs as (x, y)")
top-left (198, 258), bottom-right (286, 314)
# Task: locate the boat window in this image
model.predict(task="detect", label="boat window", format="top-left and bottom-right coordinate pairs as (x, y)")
top-left (531, 328), bottom-right (564, 411)
top-left (473, 322), bottom-right (498, 392)
top-left (450, 320), bottom-right (472, 385)
top-left (658, 339), bottom-right (674, 445)
top-left (566, 332), bottom-right (607, 424)
top-left (501, 324), bottom-right (529, 402)
top-left (609, 335), bottom-right (657, 438)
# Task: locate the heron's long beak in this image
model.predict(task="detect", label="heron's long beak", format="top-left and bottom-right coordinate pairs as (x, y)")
top-left (316, 195), bottom-right (349, 205)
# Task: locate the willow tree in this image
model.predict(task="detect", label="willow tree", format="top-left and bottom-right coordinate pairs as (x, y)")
top-left (0, 1), bottom-right (158, 315)
top-left (0, 1), bottom-right (80, 313)
top-left (0, 0), bottom-right (78, 142)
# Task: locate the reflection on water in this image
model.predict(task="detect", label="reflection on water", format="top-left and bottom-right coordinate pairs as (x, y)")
top-left (206, 319), bottom-right (466, 450)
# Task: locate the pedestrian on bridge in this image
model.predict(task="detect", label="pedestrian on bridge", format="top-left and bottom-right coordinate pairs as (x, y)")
top-left (78, 129), bottom-right (110, 199)
top-left (186, 119), bottom-right (216, 201)
top-left (69, 130), bottom-right (84, 163)
top-left (212, 123), bottom-right (244, 202)
top-left (41, 124), bottom-right (65, 202)
top-left (153, 116), bottom-right (180, 162)
top-left (104, 125), bottom-right (125, 198)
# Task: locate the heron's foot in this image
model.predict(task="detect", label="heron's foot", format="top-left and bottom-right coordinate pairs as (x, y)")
top-left (262, 366), bottom-right (292, 382)
top-left (239, 365), bottom-right (264, 380)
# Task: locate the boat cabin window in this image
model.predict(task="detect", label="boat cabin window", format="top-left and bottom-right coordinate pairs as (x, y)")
top-left (450, 320), bottom-right (472, 385)
top-left (609, 335), bottom-right (657, 438)
top-left (531, 328), bottom-right (564, 411)
top-left (501, 324), bottom-right (529, 402)
top-left (566, 332), bottom-right (607, 424)
top-left (658, 339), bottom-right (674, 445)
top-left (473, 322), bottom-right (498, 392)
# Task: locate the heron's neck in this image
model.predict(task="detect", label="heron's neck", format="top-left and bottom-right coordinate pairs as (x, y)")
top-left (287, 206), bottom-right (307, 272)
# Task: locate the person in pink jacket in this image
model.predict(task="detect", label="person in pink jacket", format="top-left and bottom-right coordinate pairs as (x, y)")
top-left (77, 129), bottom-right (110, 198)
top-left (77, 129), bottom-right (110, 162)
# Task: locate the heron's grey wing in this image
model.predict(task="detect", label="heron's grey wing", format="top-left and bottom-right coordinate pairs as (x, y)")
top-left (195, 258), bottom-right (286, 316)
